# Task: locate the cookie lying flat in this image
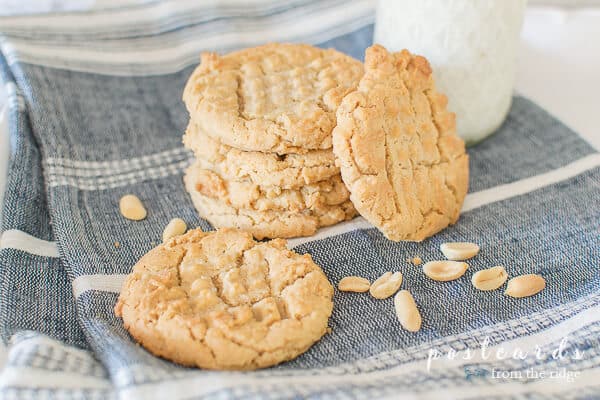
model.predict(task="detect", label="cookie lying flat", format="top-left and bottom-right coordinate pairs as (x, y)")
top-left (115, 228), bottom-right (334, 370)
top-left (183, 123), bottom-right (339, 189)
top-left (184, 170), bottom-right (356, 239)
top-left (332, 45), bottom-right (469, 242)
top-left (186, 162), bottom-right (349, 213)
top-left (183, 43), bottom-right (363, 154)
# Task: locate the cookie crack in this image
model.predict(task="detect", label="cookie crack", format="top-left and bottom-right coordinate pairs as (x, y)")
top-left (441, 170), bottom-right (461, 217)
top-left (424, 87), bottom-right (462, 217)
top-left (270, 261), bottom-right (314, 298)
top-left (382, 95), bottom-right (404, 219)
top-left (175, 247), bottom-right (188, 289)
top-left (260, 254), bottom-right (276, 300)
top-left (235, 74), bottom-right (247, 120)
top-left (414, 209), bottom-right (449, 238)
top-left (423, 88), bottom-right (442, 161)
top-left (218, 315), bottom-right (314, 363)
top-left (188, 324), bottom-right (219, 368)
top-left (344, 102), bottom-right (378, 182)
top-left (405, 80), bottom-right (434, 227)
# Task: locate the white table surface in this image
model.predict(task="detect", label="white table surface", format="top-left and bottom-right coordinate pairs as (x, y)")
top-left (516, 6), bottom-right (600, 150)
top-left (0, 4), bottom-right (599, 370)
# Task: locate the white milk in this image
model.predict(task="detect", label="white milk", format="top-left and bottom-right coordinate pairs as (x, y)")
top-left (375, 0), bottom-right (526, 144)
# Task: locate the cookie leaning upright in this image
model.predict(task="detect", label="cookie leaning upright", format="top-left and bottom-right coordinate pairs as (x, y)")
top-left (114, 228), bottom-right (334, 370)
top-left (183, 43), bottom-right (364, 154)
top-left (332, 45), bottom-right (469, 242)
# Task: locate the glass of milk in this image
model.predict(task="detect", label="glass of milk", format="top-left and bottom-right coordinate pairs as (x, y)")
top-left (374, 0), bottom-right (527, 144)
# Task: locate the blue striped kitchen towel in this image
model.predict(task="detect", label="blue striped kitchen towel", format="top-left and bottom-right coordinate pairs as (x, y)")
top-left (0, 1), bottom-right (599, 399)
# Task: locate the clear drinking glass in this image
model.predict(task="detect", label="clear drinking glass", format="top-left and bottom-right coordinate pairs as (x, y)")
top-left (374, 0), bottom-right (527, 144)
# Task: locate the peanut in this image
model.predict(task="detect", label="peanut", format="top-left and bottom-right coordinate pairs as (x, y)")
top-left (394, 290), bottom-right (422, 332)
top-left (505, 274), bottom-right (546, 298)
top-left (338, 276), bottom-right (370, 293)
top-left (471, 266), bottom-right (508, 291)
top-left (440, 242), bottom-right (480, 261)
top-left (119, 194), bottom-right (147, 221)
top-left (369, 272), bottom-right (403, 299)
top-left (423, 260), bottom-right (468, 281)
top-left (162, 218), bottom-right (187, 242)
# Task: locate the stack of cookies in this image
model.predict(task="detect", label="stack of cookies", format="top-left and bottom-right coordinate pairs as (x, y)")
top-left (182, 44), bottom-right (364, 239)
top-left (182, 43), bottom-right (469, 242)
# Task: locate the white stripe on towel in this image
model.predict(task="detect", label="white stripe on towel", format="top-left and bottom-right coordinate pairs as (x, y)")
top-left (71, 274), bottom-right (127, 298)
top-left (0, 367), bottom-right (113, 390)
top-left (45, 147), bottom-right (192, 190)
top-left (461, 152), bottom-right (600, 212)
top-left (0, 0), bottom-right (300, 32)
top-left (45, 147), bottom-right (190, 173)
top-left (0, 229), bottom-right (59, 258)
top-left (46, 158), bottom-right (191, 190)
top-left (0, 342), bottom-right (6, 372)
top-left (5, 82), bottom-right (26, 112)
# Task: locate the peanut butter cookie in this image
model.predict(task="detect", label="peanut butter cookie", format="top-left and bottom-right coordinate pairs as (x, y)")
top-left (332, 45), bottom-right (469, 242)
top-left (183, 43), bottom-right (363, 154)
top-left (186, 162), bottom-right (349, 213)
top-left (115, 228), bottom-right (334, 370)
top-left (184, 168), bottom-right (356, 239)
top-left (183, 123), bottom-right (339, 189)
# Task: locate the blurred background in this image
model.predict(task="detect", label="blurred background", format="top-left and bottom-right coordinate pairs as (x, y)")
top-left (1, 0), bottom-right (598, 14)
